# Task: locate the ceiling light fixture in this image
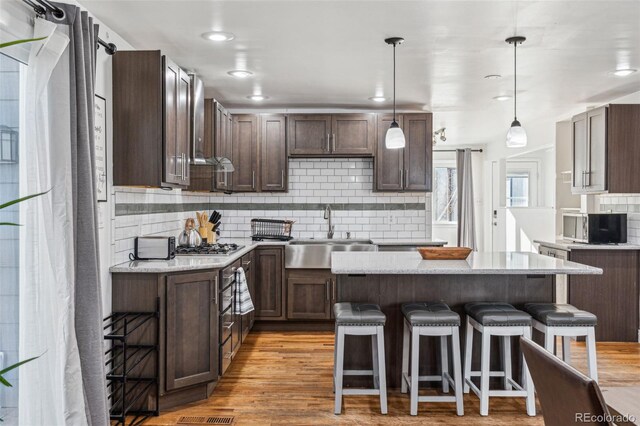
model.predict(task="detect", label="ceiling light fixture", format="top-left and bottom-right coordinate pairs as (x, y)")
top-left (384, 37), bottom-right (405, 149)
top-left (228, 70), bottom-right (253, 78)
top-left (247, 95), bottom-right (268, 101)
top-left (202, 31), bottom-right (235, 42)
top-left (369, 96), bottom-right (386, 102)
top-left (505, 36), bottom-right (527, 148)
top-left (611, 68), bottom-right (637, 77)
top-left (433, 128), bottom-right (447, 144)
top-left (484, 74), bottom-right (502, 79)
top-left (493, 95), bottom-right (511, 101)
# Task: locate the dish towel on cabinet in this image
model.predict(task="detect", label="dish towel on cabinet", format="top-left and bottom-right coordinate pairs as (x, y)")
top-left (235, 267), bottom-right (255, 314)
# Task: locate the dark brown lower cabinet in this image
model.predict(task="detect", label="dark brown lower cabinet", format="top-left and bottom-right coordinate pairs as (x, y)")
top-left (568, 250), bottom-right (639, 342)
top-left (111, 270), bottom-right (219, 410)
top-left (286, 270), bottom-right (336, 320)
top-left (166, 272), bottom-right (218, 390)
top-left (255, 247), bottom-right (285, 320)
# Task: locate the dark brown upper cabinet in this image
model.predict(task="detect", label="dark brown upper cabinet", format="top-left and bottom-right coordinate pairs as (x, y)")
top-left (375, 113), bottom-right (432, 192)
top-left (232, 114), bottom-right (259, 192)
top-left (571, 104), bottom-right (640, 194)
top-left (188, 99), bottom-right (232, 192)
top-left (260, 115), bottom-right (288, 192)
top-left (113, 50), bottom-right (191, 188)
top-left (288, 114), bottom-right (375, 157)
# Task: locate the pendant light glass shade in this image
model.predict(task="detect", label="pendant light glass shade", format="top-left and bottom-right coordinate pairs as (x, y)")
top-left (505, 36), bottom-right (527, 148)
top-left (385, 37), bottom-right (405, 149)
top-left (385, 121), bottom-right (405, 149)
top-left (506, 119), bottom-right (527, 148)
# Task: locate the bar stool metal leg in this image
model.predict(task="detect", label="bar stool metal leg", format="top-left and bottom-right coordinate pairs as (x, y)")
top-left (376, 325), bottom-right (388, 414)
top-left (401, 321), bottom-right (410, 394)
top-left (479, 328), bottom-right (491, 416)
top-left (501, 337), bottom-right (513, 390)
top-left (451, 327), bottom-right (464, 416)
top-left (463, 317), bottom-right (473, 394)
top-left (334, 327), bottom-right (345, 414)
top-left (410, 326), bottom-right (420, 416)
top-left (441, 336), bottom-right (449, 393)
top-left (586, 328), bottom-right (598, 382)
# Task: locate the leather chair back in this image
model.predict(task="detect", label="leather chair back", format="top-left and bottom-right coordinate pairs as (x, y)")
top-left (520, 337), bottom-right (612, 426)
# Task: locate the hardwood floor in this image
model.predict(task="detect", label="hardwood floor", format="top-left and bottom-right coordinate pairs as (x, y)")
top-left (142, 331), bottom-right (640, 425)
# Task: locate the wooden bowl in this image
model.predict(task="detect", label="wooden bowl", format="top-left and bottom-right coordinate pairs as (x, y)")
top-left (417, 247), bottom-right (472, 260)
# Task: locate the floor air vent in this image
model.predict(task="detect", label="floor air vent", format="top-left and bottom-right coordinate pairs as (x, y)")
top-left (177, 416), bottom-right (234, 425)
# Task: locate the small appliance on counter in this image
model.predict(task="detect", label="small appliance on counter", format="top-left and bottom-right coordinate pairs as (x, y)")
top-left (562, 213), bottom-right (627, 244)
top-left (132, 236), bottom-right (176, 260)
top-left (178, 218), bottom-right (202, 247)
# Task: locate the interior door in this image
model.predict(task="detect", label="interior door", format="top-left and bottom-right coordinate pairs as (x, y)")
top-left (331, 114), bottom-right (375, 156)
top-left (163, 57), bottom-right (181, 185)
top-left (166, 272), bottom-right (218, 391)
top-left (375, 114), bottom-right (404, 191)
top-left (586, 107), bottom-right (607, 192)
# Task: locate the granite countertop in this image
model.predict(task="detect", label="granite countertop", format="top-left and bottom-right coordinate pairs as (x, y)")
top-left (330, 251), bottom-right (603, 275)
top-left (373, 239), bottom-right (446, 246)
top-left (534, 239), bottom-right (640, 251)
top-left (109, 238), bottom-right (447, 273)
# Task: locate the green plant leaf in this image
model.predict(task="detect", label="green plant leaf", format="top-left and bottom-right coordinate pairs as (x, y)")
top-left (0, 222), bottom-right (21, 226)
top-left (0, 190), bottom-right (49, 211)
top-left (0, 356), bottom-right (41, 388)
top-left (0, 37), bottom-right (48, 49)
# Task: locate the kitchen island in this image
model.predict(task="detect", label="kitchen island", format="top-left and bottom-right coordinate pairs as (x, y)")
top-left (330, 251), bottom-right (602, 388)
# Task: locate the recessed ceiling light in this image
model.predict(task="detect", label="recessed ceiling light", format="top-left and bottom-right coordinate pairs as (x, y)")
top-left (493, 95), bottom-right (511, 101)
top-left (611, 68), bottom-right (637, 77)
top-left (227, 70), bottom-right (253, 78)
top-left (202, 31), bottom-right (235, 42)
top-left (484, 74), bottom-right (502, 79)
top-left (369, 96), bottom-right (386, 102)
top-left (247, 95), bottom-right (268, 101)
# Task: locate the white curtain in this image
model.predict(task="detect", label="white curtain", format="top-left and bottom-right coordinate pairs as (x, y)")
top-left (19, 18), bottom-right (88, 425)
top-left (456, 149), bottom-right (477, 250)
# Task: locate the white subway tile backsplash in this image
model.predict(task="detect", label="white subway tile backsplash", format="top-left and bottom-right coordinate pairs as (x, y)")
top-left (111, 159), bottom-right (432, 264)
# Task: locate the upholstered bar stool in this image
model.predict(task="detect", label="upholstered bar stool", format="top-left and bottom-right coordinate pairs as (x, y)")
top-left (524, 303), bottom-right (598, 382)
top-left (463, 302), bottom-right (536, 416)
top-left (400, 302), bottom-right (464, 416)
top-left (333, 302), bottom-right (388, 415)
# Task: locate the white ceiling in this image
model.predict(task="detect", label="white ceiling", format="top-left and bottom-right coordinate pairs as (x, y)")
top-left (81, 0), bottom-right (640, 147)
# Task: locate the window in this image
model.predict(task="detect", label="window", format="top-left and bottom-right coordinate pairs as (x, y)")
top-left (0, 51), bottom-right (25, 424)
top-left (506, 172), bottom-right (529, 207)
top-left (433, 166), bottom-right (457, 223)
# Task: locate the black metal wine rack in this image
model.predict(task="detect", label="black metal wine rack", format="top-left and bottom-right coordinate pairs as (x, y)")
top-left (104, 299), bottom-right (160, 426)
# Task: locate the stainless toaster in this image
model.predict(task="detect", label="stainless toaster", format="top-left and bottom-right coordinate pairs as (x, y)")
top-left (133, 236), bottom-right (176, 260)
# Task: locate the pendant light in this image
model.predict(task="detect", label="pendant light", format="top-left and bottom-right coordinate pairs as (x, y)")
top-left (385, 37), bottom-right (405, 149)
top-left (505, 36), bottom-right (527, 148)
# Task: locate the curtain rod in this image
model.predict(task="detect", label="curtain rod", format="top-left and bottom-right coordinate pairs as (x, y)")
top-left (434, 149), bottom-right (484, 153)
top-left (22, 0), bottom-right (117, 55)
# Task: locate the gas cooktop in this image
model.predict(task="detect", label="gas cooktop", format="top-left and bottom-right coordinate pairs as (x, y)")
top-left (176, 243), bottom-right (244, 256)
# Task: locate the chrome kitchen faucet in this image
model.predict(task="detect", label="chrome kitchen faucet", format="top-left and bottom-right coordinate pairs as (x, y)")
top-left (324, 204), bottom-right (335, 239)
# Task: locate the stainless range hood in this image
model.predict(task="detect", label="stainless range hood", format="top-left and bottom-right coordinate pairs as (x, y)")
top-left (189, 73), bottom-right (235, 172)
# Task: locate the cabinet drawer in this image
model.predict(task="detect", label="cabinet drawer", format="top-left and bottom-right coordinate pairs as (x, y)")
top-left (219, 336), bottom-right (233, 375)
top-left (220, 306), bottom-right (233, 343)
top-left (220, 283), bottom-right (233, 313)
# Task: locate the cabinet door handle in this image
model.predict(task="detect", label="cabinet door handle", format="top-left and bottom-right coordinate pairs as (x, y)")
top-left (405, 169), bottom-right (409, 188)
top-left (326, 280), bottom-right (330, 301)
top-left (326, 134), bottom-right (330, 152)
top-left (213, 276), bottom-right (218, 305)
top-left (332, 279), bottom-right (336, 301)
top-left (399, 169), bottom-right (403, 188)
top-left (252, 170), bottom-right (256, 189)
top-left (332, 134), bottom-right (336, 152)
top-left (281, 169), bottom-right (285, 187)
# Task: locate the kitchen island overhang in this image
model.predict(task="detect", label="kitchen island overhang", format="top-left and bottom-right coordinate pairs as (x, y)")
top-left (330, 251), bottom-right (602, 389)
